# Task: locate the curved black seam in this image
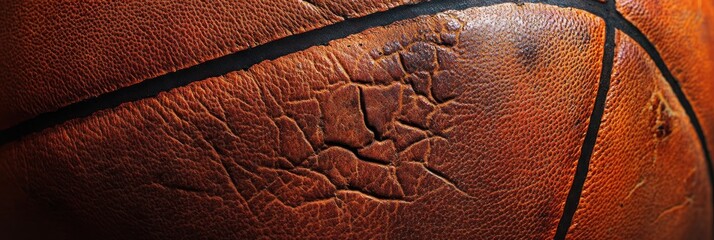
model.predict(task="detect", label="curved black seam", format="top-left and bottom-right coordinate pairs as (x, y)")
top-left (613, 6), bottom-right (714, 195)
top-left (0, 0), bottom-right (606, 146)
top-left (554, 1), bottom-right (616, 239)
top-left (611, 6), bottom-right (714, 232)
top-left (552, 0), bottom-right (714, 238)
top-left (0, 0), bottom-right (711, 238)
top-left (0, 0), bottom-right (516, 146)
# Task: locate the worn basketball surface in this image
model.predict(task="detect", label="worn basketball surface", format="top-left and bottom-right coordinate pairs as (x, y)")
top-left (2, 0), bottom-right (714, 239)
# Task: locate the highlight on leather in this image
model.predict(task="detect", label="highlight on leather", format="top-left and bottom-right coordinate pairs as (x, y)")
top-left (0, 0), bottom-right (712, 239)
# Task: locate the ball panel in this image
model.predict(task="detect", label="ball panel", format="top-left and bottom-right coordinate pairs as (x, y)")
top-left (0, 4), bottom-right (605, 239)
top-left (567, 31), bottom-right (713, 239)
top-left (617, 0), bottom-right (714, 166)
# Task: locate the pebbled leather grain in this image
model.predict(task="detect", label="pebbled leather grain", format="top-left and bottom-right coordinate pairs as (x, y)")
top-left (0, 0), bottom-right (423, 130)
top-left (0, 4), bottom-right (605, 239)
top-left (616, 0), bottom-right (714, 167)
top-left (567, 31), bottom-right (713, 240)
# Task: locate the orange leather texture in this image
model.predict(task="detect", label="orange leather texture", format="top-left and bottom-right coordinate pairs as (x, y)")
top-left (3, 1), bottom-right (714, 239)
top-left (617, 0), bottom-right (714, 166)
top-left (567, 31), bottom-right (713, 239)
top-left (0, 0), bottom-right (422, 129)
top-left (0, 4), bottom-right (605, 239)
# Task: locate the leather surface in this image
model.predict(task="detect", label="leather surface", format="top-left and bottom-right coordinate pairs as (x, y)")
top-left (0, 4), bottom-right (605, 239)
top-left (0, 0), bottom-right (423, 129)
top-left (617, 0), bottom-right (714, 167)
top-left (567, 31), bottom-right (713, 240)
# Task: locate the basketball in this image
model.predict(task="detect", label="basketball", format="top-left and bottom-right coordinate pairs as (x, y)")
top-left (2, 0), bottom-right (714, 239)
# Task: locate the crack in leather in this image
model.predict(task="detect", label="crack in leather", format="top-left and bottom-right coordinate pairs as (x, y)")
top-left (259, 22), bottom-right (468, 204)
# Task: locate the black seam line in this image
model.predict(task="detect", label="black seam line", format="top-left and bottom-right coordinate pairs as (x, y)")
top-left (0, 0), bottom-right (595, 146)
top-left (0, 0), bottom-right (602, 152)
top-left (551, 0), bottom-right (714, 238)
top-left (553, 1), bottom-right (616, 239)
top-left (611, 6), bottom-right (714, 231)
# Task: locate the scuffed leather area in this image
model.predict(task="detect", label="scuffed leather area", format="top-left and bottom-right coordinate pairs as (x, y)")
top-left (567, 32), bottom-right (713, 240)
top-left (0, 0), bottom-right (423, 129)
top-left (0, 4), bottom-right (605, 239)
top-left (617, 0), bottom-right (714, 165)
